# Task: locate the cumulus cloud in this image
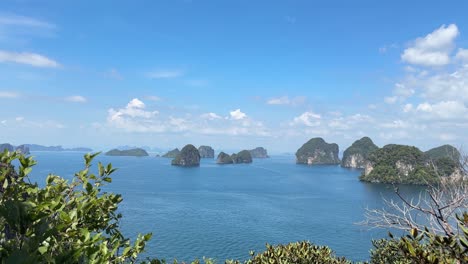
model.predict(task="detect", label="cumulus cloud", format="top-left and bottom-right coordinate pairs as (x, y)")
top-left (290, 111), bottom-right (321, 127)
top-left (106, 99), bottom-right (269, 136)
top-left (229, 109), bottom-right (247, 120)
top-left (65, 95), bottom-right (87, 103)
top-left (0, 50), bottom-right (59, 68)
top-left (401, 24), bottom-right (459, 66)
top-left (455, 48), bottom-right (468, 62)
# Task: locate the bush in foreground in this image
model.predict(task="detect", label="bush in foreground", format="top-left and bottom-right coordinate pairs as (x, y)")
top-left (0, 150), bottom-right (151, 263)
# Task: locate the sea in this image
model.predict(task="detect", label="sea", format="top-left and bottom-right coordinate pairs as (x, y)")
top-left (28, 151), bottom-right (423, 262)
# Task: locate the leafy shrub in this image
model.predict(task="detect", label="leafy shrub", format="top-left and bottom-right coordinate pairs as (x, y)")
top-left (370, 214), bottom-right (468, 263)
top-left (0, 151), bottom-right (151, 263)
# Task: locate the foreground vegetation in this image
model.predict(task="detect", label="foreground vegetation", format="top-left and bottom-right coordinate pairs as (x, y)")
top-left (0, 151), bottom-right (466, 263)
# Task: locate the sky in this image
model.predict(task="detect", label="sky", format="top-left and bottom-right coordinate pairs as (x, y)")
top-left (0, 0), bottom-right (468, 153)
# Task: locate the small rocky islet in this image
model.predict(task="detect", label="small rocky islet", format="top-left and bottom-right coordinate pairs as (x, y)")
top-left (295, 137), bottom-right (340, 165)
top-left (198, 145), bottom-right (215, 158)
top-left (249, 147), bottom-right (269, 158)
top-left (105, 148), bottom-right (149, 157)
top-left (171, 144), bottom-right (201, 167)
top-left (216, 150), bottom-right (253, 164)
top-left (162, 148), bottom-right (180, 158)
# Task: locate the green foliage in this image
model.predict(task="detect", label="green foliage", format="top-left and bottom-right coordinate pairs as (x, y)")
top-left (341, 137), bottom-right (378, 168)
top-left (296, 138), bottom-right (340, 165)
top-left (171, 144), bottom-right (200, 167)
top-left (359, 144), bottom-right (440, 185)
top-left (424, 145), bottom-right (460, 162)
top-left (370, 214), bottom-right (468, 263)
top-left (105, 148), bottom-right (149, 157)
top-left (226, 241), bottom-right (352, 264)
top-left (144, 242), bottom-right (352, 264)
top-left (0, 151), bottom-right (152, 263)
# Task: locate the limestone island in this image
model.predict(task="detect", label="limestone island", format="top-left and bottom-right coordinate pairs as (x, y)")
top-left (359, 144), bottom-right (461, 185)
top-left (249, 147), bottom-right (269, 158)
top-left (341, 137), bottom-right (378, 169)
top-left (105, 148), bottom-right (149, 157)
top-left (198, 145), bottom-right (215, 158)
top-left (0, 143), bottom-right (30, 155)
top-left (295, 137), bottom-right (340, 165)
top-left (171, 144), bottom-right (200, 167)
top-left (162, 148), bottom-right (180, 158)
top-left (216, 150), bottom-right (253, 164)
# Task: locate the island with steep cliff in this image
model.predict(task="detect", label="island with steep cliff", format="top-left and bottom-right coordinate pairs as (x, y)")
top-left (0, 143), bottom-right (30, 155)
top-left (359, 144), bottom-right (460, 185)
top-left (198, 146), bottom-right (215, 158)
top-left (171, 144), bottom-right (200, 167)
top-left (249, 147), bottom-right (269, 158)
top-left (216, 150), bottom-right (253, 164)
top-left (296, 138), bottom-right (340, 165)
top-left (341, 137), bottom-right (378, 169)
top-left (105, 148), bottom-right (149, 157)
top-left (162, 148), bottom-right (180, 158)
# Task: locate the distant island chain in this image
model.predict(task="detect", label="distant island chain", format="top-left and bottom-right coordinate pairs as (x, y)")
top-left (1, 137), bottom-right (461, 185)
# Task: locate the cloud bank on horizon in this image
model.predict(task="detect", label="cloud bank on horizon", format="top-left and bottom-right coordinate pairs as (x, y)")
top-left (0, 1), bottom-right (467, 152)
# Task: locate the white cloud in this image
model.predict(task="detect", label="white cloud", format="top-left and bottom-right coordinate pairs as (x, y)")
top-left (290, 111), bottom-right (321, 127)
top-left (106, 99), bottom-right (269, 136)
top-left (201, 112), bottom-right (222, 120)
top-left (414, 101), bottom-right (468, 120)
top-left (401, 24), bottom-right (459, 66)
top-left (229, 109), bottom-right (247, 120)
top-left (455, 48), bottom-right (468, 62)
top-left (0, 50), bottom-right (59, 68)
top-left (0, 91), bottom-right (19, 98)
top-left (384, 96), bottom-right (398, 104)
top-left (147, 70), bottom-right (183, 79)
top-left (267, 96), bottom-right (306, 106)
top-left (403, 103), bottom-right (413, 112)
top-left (65, 95), bottom-right (87, 103)
top-left (15, 116), bottom-right (24, 122)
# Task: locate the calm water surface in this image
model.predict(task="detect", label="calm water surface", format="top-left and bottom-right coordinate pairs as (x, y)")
top-left (29, 152), bottom-right (422, 262)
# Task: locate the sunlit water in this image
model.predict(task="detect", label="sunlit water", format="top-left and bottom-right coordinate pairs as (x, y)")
top-left (28, 152), bottom-right (423, 262)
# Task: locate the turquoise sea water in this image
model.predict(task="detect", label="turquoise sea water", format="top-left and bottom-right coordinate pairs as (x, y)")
top-left (28, 152), bottom-right (422, 262)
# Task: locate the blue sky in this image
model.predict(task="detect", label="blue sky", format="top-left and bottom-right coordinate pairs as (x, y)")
top-left (1, 0), bottom-right (468, 153)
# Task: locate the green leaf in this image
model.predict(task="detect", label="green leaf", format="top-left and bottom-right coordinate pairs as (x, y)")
top-left (38, 246), bottom-right (48, 255)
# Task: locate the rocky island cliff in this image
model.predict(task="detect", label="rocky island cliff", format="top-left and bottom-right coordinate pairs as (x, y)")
top-left (359, 144), bottom-right (460, 185)
top-left (171, 144), bottom-right (200, 167)
top-left (341, 137), bottom-right (378, 169)
top-left (198, 146), bottom-right (215, 158)
top-left (295, 138), bottom-right (340, 165)
top-left (0, 143), bottom-right (30, 155)
top-left (162, 148), bottom-right (180, 158)
top-left (249, 147), bottom-right (269, 158)
top-left (216, 150), bottom-right (253, 164)
top-left (105, 148), bottom-right (149, 157)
